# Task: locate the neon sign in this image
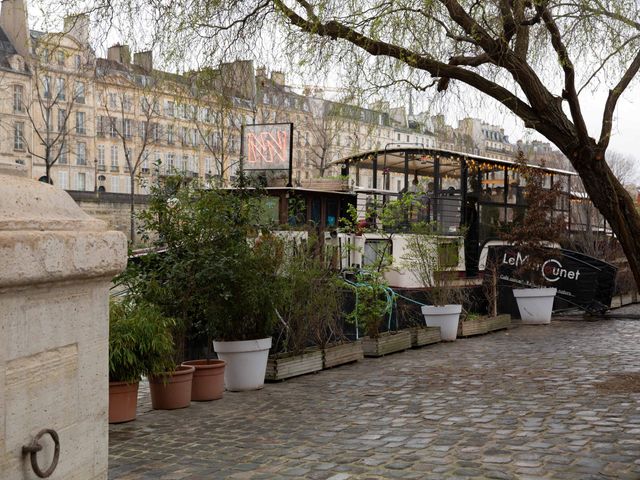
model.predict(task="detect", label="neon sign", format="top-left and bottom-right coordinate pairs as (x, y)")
top-left (242, 123), bottom-right (293, 171)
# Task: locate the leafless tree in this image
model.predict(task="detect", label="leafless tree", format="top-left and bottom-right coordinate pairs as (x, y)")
top-left (607, 151), bottom-right (639, 186)
top-left (23, 53), bottom-right (82, 183)
top-left (187, 72), bottom-right (244, 185)
top-left (101, 84), bottom-right (161, 242)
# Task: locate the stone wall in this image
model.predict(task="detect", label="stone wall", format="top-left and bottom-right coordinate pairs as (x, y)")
top-left (68, 191), bottom-right (150, 243)
top-left (0, 170), bottom-right (127, 479)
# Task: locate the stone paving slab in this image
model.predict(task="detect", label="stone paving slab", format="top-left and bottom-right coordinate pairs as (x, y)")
top-left (109, 319), bottom-right (640, 479)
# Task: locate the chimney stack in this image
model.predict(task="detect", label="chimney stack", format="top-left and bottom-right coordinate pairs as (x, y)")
top-left (107, 44), bottom-right (131, 64)
top-left (271, 71), bottom-right (285, 86)
top-left (0, 0), bottom-right (31, 58)
top-left (63, 13), bottom-right (89, 45)
top-left (133, 51), bottom-right (152, 72)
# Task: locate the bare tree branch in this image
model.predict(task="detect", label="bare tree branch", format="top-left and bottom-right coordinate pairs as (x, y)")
top-left (599, 48), bottom-right (640, 152)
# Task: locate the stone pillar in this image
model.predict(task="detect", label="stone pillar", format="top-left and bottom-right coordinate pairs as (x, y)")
top-left (0, 173), bottom-right (127, 479)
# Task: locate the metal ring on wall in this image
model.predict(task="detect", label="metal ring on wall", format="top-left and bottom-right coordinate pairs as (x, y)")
top-left (22, 429), bottom-right (60, 478)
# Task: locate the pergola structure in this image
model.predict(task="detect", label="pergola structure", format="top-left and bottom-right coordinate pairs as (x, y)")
top-left (332, 146), bottom-right (578, 275)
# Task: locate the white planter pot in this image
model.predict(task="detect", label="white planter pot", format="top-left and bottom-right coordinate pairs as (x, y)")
top-left (513, 288), bottom-right (557, 324)
top-left (213, 337), bottom-right (272, 391)
top-left (421, 304), bottom-right (462, 341)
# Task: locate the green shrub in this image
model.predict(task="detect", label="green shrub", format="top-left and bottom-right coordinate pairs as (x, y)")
top-left (109, 300), bottom-right (176, 383)
top-left (346, 272), bottom-right (391, 339)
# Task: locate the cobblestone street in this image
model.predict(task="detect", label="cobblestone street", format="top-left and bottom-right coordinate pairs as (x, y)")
top-left (109, 319), bottom-right (640, 479)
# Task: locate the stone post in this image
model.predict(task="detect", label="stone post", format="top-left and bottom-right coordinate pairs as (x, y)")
top-left (0, 172), bottom-right (127, 479)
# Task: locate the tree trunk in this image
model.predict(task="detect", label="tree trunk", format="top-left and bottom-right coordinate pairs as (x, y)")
top-left (568, 145), bottom-right (640, 290)
top-left (130, 175), bottom-right (135, 244)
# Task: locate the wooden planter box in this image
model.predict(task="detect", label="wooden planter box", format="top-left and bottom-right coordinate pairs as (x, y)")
top-left (486, 314), bottom-right (511, 332)
top-left (322, 341), bottom-right (364, 369)
top-left (409, 326), bottom-right (441, 347)
top-left (265, 349), bottom-right (323, 381)
top-left (362, 330), bottom-right (412, 357)
top-left (301, 178), bottom-right (349, 191)
top-left (459, 314), bottom-right (511, 337)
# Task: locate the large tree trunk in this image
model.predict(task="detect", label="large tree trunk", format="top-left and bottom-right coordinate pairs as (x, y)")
top-left (130, 175), bottom-right (135, 244)
top-left (567, 144), bottom-right (640, 290)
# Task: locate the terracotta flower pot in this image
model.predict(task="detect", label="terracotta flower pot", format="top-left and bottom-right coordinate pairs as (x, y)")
top-left (181, 359), bottom-right (225, 401)
top-left (149, 365), bottom-right (195, 410)
top-left (109, 381), bottom-right (139, 424)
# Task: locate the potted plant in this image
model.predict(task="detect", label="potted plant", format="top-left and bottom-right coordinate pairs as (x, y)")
top-left (501, 152), bottom-right (566, 324)
top-left (347, 271), bottom-right (411, 357)
top-left (395, 296), bottom-right (442, 347)
top-left (120, 178), bottom-right (225, 402)
top-left (403, 226), bottom-right (464, 341)
top-left (133, 178), bottom-right (283, 392)
top-left (320, 283), bottom-right (363, 369)
top-left (209, 228), bottom-right (286, 391)
top-left (108, 299), bottom-right (176, 422)
top-left (266, 234), bottom-right (341, 380)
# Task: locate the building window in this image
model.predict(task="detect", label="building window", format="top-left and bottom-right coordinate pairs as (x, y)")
top-left (43, 76), bottom-right (51, 99)
top-left (44, 109), bottom-right (51, 130)
top-left (140, 96), bottom-right (150, 112)
top-left (76, 111), bottom-right (86, 134)
top-left (56, 51), bottom-right (65, 66)
top-left (97, 145), bottom-right (105, 169)
top-left (124, 119), bottom-right (132, 138)
top-left (74, 55), bottom-right (81, 70)
top-left (109, 118), bottom-right (118, 137)
top-left (123, 95), bottom-right (132, 111)
top-left (108, 93), bottom-right (117, 109)
top-left (110, 145), bottom-right (119, 167)
top-left (76, 142), bottom-right (86, 165)
top-left (58, 109), bottom-right (67, 132)
top-left (167, 125), bottom-right (174, 144)
top-left (74, 81), bottom-right (85, 103)
top-left (142, 151), bottom-right (149, 171)
top-left (76, 172), bottom-right (86, 191)
top-left (96, 115), bottom-right (105, 136)
top-left (124, 179), bottom-right (131, 194)
top-left (59, 144), bottom-right (68, 164)
top-left (111, 176), bottom-right (119, 193)
top-left (13, 85), bottom-right (24, 112)
top-left (14, 122), bottom-right (24, 150)
top-left (165, 100), bottom-right (175, 117)
top-left (58, 171), bottom-right (68, 189)
top-left (56, 78), bottom-right (65, 101)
